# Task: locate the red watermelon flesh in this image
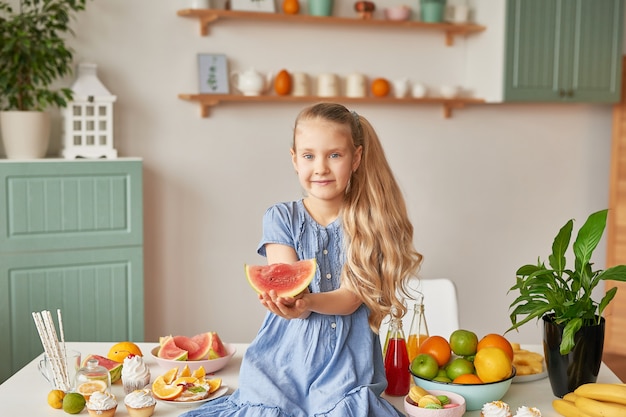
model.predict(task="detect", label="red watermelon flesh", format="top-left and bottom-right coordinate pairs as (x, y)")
top-left (157, 335), bottom-right (188, 360)
top-left (245, 258), bottom-right (316, 297)
top-left (188, 332), bottom-right (212, 360)
top-left (82, 354), bottom-right (123, 383)
top-left (173, 335), bottom-right (200, 357)
top-left (208, 331), bottom-right (228, 359)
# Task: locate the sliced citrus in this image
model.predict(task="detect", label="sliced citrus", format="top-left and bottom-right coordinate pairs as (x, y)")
top-left (162, 367), bottom-right (179, 384)
top-left (152, 375), bottom-right (184, 400)
top-left (173, 376), bottom-right (198, 385)
top-left (179, 364), bottom-right (192, 377)
top-left (192, 366), bottom-right (206, 379)
top-left (76, 380), bottom-right (107, 399)
top-left (207, 378), bottom-right (222, 394)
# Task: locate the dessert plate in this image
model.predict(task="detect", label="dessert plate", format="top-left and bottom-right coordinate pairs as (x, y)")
top-left (157, 386), bottom-right (229, 408)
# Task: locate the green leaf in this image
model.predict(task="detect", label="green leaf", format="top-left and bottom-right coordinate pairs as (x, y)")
top-left (573, 210), bottom-right (607, 269)
top-left (560, 318), bottom-right (582, 355)
top-left (598, 287), bottom-right (618, 317)
top-left (549, 219), bottom-right (573, 274)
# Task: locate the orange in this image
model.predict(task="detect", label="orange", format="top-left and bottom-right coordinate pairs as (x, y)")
top-left (452, 373), bottom-right (483, 384)
top-left (107, 341), bottom-right (143, 362)
top-left (477, 333), bottom-right (514, 361)
top-left (282, 0), bottom-right (300, 14)
top-left (417, 335), bottom-right (451, 367)
top-left (192, 366), bottom-right (206, 380)
top-left (173, 376), bottom-right (199, 385)
top-left (371, 78), bottom-right (390, 97)
top-left (162, 367), bottom-right (178, 384)
top-left (180, 364), bottom-right (192, 378)
top-left (207, 378), bottom-right (222, 394)
top-left (274, 69), bottom-right (292, 96)
top-left (474, 346), bottom-right (513, 383)
top-left (152, 375), bottom-right (184, 400)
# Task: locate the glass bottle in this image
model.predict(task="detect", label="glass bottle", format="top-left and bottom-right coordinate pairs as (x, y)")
top-left (75, 358), bottom-right (111, 397)
top-left (407, 298), bottom-right (430, 362)
top-left (384, 316), bottom-right (411, 396)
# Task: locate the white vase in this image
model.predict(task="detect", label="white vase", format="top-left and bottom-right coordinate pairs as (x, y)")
top-left (0, 111), bottom-right (51, 159)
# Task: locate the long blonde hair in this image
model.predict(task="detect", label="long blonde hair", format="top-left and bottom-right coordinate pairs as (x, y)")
top-left (294, 103), bottom-right (423, 332)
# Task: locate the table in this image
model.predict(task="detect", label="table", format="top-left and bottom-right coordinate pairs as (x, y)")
top-left (0, 342), bottom-right (621, 416)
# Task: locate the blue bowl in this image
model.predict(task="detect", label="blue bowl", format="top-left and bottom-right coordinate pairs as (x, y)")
top-left (410, 368), bottom-right (516, 411)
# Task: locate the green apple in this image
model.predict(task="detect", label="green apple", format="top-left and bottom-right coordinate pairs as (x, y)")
top-left (410, 353), bottom-right (439, 380)
top-left (445, 357), bottom-right (475, 381)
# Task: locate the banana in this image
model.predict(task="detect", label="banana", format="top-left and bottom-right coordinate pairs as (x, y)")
top-left (575, 396), bottom-right (626, 417)
top-left (563, 392), bottom-right (579, 403)
top-left (575, 383), bottom-right (626, 405)
top-left (552, 399), bottom-right (594, 417)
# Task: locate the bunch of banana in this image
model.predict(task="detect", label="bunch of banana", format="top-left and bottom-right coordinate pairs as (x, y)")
top-left (552, 383), bottom-right (626, 417)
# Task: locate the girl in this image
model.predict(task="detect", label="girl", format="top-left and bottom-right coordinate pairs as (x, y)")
top-left (183, 103), bottom-right (422, 417)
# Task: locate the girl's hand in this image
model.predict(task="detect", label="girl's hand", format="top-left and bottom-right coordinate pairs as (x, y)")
top-left (259, 289), bottom-right (311, 319)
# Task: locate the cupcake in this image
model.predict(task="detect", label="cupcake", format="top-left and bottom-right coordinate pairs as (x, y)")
top-left (121, 355), bottom-right (151, 394)
top-left (86, 391), bottom-right (117, 417)
top-left (124, 389), bottom-right (156, 417)
top-left (481, 401), bottom-right (512, 417)
top-left (513, 406), bottom-right (542, 417)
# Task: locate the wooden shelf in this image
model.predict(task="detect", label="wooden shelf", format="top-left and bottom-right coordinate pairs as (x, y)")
top-left (177, 9), bottom-right (486, 46)
top-left (178, 94), bottom-right (486, 119)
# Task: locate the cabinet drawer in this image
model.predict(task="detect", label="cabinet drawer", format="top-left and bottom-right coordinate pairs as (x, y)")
top-left (0, 159), bottom-right (143, 252)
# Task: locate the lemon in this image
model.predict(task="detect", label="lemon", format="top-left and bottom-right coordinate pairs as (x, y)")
top-left (76, 379), bottom-right (108, 399)
top-left (47, 389), bottom-right (65, 409)
top-left (62, 392), bottom-right (86, 414)
top-left (474, 346), bottom-right (513, 383)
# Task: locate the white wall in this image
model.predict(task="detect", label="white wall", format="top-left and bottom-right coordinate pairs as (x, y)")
top-left (1, 0), bottom-right (617, 345)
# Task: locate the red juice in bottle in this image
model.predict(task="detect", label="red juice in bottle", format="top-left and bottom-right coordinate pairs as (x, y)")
top-left (384, 333), bottom-right (410, 396)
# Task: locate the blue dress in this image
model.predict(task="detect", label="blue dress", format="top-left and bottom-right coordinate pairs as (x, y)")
top-left (181, 200), bottom-right (403, 417)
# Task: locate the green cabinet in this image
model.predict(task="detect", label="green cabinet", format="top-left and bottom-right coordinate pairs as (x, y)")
top-left (504, 0), bottom-right (624, 102)
top-left (0, 159), bottom-right (144, 384)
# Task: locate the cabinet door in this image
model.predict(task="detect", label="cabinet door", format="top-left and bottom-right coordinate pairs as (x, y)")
top-left (504, 0), bottom-right (623, 102)
top-left (0, 247), bottom-right (144, 383)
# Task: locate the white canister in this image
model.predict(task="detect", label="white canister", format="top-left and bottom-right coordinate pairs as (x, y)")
top-left (451, 4), bottom-right (469, 23)
top-left (412, 83), bottom-right (428, 98)
top-left (291, 72), bottom-right (310, 97)
top-left (317, 73), bottom-right (339, 97)
top-left (392, 78), bottom-right (409, 98)
top-left (189, 0), bottom-right (211, 8)
top-left (345, 73), bottom-right (367, 98)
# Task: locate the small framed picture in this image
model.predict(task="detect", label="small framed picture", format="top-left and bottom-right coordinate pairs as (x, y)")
top-left (198, 54), bottom-right (230, 94)
top-left (230, 0), bottom-right (276, 12)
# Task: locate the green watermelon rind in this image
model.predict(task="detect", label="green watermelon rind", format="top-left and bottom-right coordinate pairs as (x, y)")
top-left (157, 335), bottom-right (189, 361)
top-left (82, 354), bottom-right (123, 383)
top-left (244, 258), bottom-right (316, 298)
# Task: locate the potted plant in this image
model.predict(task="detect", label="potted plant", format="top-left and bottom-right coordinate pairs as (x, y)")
top-left (507, 209), bottom-right (626, 397)
top-left (0, 0), bottom-right (89, 159)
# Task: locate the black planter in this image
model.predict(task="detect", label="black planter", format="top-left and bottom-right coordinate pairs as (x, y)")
top-left (542, 314), bottom-right (605, 398)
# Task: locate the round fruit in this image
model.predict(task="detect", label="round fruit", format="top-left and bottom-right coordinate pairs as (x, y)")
top-left (62, 392), bottom-right (86, 414)
top-left (474, 346), bottom-right (513, 383)
top-left (449, 329), bottom-right (478, 356)
top-left (47, 389), bottom-right (65, 409)
top-left (274, 69), bottom-right (292, 95)
top-left (152, 375), bottom-right (184, 400)
top-left (371, 78), bottom-right (391, 97)
top-left (107, 341), bottom-right (143, 362)
top-left (282, 0), bottom-right (300, 14)
top-left (417, 335), bottom-right (451, 367)
top-left (452, 373), bottom-right (483, 384)
top-left (76, 380), bottom-right (107, 400)
top-left (445, 357), bottom-right (475, 381)
top-left (410, 353), bottom-right (440, 380)
top-left (477, 333), bottom-right (514, 361)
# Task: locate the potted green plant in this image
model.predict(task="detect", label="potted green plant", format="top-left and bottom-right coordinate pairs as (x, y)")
top-left (0, 0), bottom-right (89, 159)
top-left (507, 209), bottom-right (626, 397)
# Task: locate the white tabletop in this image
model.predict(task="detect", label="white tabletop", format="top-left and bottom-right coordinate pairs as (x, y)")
top-left (0, 342), bottom-right (621, 416)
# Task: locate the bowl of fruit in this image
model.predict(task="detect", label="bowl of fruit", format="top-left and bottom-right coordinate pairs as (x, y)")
top-left (404, 387), bottom-right (466, 417)
top-left (409, 331), bottom-right (516, 411)
top-left (150, 332), bottom-right (236, 373)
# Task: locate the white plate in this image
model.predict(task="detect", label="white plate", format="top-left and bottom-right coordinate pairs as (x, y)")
top-left (512, 344), bottom-right (547, 384)
top-left (157, 386), bottom-right (229, 408)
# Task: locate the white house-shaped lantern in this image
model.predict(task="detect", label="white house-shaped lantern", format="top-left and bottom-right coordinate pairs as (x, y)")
top-left (62, 63), bottom-right (117, 159)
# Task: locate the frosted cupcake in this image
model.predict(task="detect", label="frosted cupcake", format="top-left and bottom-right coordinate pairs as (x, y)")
top-left (514, 406), bottom-right (542, 417)
top-left (481, 401), bottom-right (512, 417)
top-left (86, 391), bottom-right (117, 417)
top-left (124, 389), bottom-right (156, 417)
top-left (122, 355), bottom-right (151, 394)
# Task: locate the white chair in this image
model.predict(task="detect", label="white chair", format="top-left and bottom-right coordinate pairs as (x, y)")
top-left (378, 278), bottom-right (460, 349)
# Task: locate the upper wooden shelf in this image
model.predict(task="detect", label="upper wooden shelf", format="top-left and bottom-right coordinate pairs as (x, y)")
top-left (178, 93), bottom-right (486, 119)
top-left (177, 8), bottom-right (487, 46)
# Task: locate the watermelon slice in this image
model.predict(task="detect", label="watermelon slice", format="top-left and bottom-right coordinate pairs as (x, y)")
top-left (188, 333), bottom-right (212, 360)
top-left (245, 259), bottom-right (316, 297)
top-left (207, 332), bottom-right (227, 359)
top-left (158, 335), bottom-right (189, 360)
top-left (81, 354), bottom-right (123, 383)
